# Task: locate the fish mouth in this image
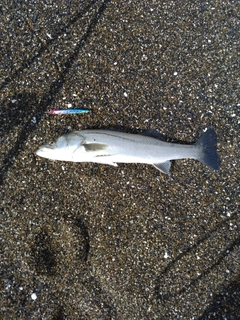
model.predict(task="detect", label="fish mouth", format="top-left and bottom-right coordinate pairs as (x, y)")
top-left (35, 144), bottom-right (55, 156)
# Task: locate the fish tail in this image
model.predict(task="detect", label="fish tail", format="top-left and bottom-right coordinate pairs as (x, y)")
top-left (195, 128), bottom-right (221, 170)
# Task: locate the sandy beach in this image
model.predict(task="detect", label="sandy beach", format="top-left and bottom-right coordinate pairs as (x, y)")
top-left (0, 1), bottom-right (239, 319)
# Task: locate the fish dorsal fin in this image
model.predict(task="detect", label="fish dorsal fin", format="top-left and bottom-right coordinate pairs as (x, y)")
top-left (83, 143), bottom-right (107, 151)
top-left (153, 161), bottom-right (171, 174)
top-left (140, 129), bottom-right (165, 140)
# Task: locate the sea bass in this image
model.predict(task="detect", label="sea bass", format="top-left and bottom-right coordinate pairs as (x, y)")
top-left (36, 128), bottom-right (220, 174)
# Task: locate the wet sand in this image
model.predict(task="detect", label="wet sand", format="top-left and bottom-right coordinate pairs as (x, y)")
top-left (0, 1), bottom-right (239, 319)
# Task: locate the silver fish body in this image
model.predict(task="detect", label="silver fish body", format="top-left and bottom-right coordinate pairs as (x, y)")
top-left (36, 129), bottom-right (220, 174)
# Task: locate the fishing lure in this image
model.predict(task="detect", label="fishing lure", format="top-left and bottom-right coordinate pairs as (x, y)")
top-left (49, 109), bottom-right (89, 115)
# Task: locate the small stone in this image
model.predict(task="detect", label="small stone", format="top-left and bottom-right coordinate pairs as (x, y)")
top-left (164, 252), bottom-right (169, 259)
top-left (31, 293), bottom-right (37, 300)
top-left (31, 117), bottom-right (37, 124)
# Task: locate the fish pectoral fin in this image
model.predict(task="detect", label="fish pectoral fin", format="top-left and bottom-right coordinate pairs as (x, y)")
top-left (152, 161), bottom-right (171, 174)
top-left (83, 143), bottom-right (107, 152)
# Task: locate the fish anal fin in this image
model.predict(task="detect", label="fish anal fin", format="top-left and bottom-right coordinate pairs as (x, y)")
top-left (83, 143), bottom-right (107, 152)
top-left (153, 161), bottom-right (171, 174)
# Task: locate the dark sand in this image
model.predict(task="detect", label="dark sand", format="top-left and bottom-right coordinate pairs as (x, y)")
top-left (0, 1), bottom-right (239, 319)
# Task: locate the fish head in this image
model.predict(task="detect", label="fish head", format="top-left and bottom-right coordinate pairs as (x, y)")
top-left (36, 132), bottom-right (85, 161)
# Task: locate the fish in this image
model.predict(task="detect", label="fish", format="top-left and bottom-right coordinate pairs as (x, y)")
top-left (36, 128), bottom-right (220, 174)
